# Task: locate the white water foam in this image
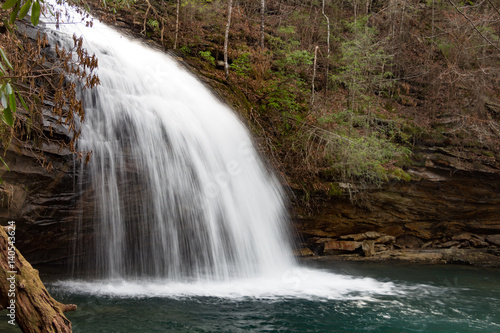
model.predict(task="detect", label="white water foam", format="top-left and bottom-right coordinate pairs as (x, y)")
top-left (52, 268), bottom-right (400, 300)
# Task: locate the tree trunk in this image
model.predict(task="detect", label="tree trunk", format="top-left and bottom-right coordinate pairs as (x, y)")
top-left (353, 0), bottom-right (357, 22)
top-left (311, 45), bottom-right (319, 107)
top-left (224, 0), bottom-right (234, 80)
top-left (260, 0), bottom-right (265, 49)
top-left (0, 225), bottom-right (76, 332)
top-left (174, 0), bottom-right (180, 49)
top-left (142, 0), bottom-right (152, 36)
top-left (322, 0), bottom-right (330, 94)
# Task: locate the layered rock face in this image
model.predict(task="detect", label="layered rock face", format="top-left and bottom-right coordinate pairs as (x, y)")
top-left (294, 151), bottom-right (500, 265)
top-left (0, 111), bottom-right (87, 265)
top-left (2, 134), bottom-right (500, 266)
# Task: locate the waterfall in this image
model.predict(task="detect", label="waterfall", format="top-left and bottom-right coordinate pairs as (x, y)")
top-left (44, 3), bottom-right (400, 304)
top-left (43, 3), bottom-right (294, 280)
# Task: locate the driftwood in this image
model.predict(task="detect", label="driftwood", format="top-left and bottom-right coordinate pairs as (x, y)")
top-left (0, 225), bottom-right (76, 332)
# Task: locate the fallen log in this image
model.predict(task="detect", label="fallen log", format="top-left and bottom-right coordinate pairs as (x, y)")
top-left (0, 224), bottom-right (76, 332)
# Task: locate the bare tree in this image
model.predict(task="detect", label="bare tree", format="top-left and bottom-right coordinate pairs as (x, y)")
top-left (365, 0), bottom-right (371, 14)
top-left (322, 0), bottom-right (330, 94)
top-left (224, 0), bottom-right (234, 79)
top-left (311, 45), bottom-right (319, 106)
top-left (352, 0), bottom-right (358, 22)
top-left (174, 0), bottom-right (180, 49)
top-left (260, 0), bottom-right (266, 48)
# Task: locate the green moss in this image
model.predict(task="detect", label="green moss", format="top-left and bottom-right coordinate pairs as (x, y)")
top-left (328, 183), bottom-right (343, 197)
top-left (390, 167), bottom-right (412, 181)
top-left (481, 150), bottom-right (495, 158)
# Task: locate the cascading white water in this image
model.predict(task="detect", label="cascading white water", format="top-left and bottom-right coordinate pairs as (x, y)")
top-left (44, 3), bottom-right (294, 280)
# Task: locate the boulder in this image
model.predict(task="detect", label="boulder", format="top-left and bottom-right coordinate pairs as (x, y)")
top-left (438, 240), bottom-right (461, 248)
top-left (469, 238), bottom-right (489, 248)
top-left (396, 235), bottom-right (425, 249)
top-left (452, 233), bottom-right (479, 242)
top-left (376, 235), bottom-right (396, 244)
top-left (324, 240), bottom-right (361, 254)
top-left (293, 248), bottom-right (315, 257)
top-left (340, 231), bottom-right (381, 241)
top-left (362, 240), bottom-right (376, 257)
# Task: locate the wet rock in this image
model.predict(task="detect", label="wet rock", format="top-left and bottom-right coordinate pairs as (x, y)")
top-left (395, 235), bottom-right (425, 249)
top-left (449, 233), bottom-right (489, 248)
top-left (294, 158), bottom-right (500, 263)
top-left (422, 241), bottom-right (434, 248)
top-left (438, 240), bottom-right (461, 248)
top-left (0, 184), bottom-right (27, 213)
top-left (392, 251), bottom-right (445, 263)
top-left (452, 233), bottom-right (477, 242)
top-left (459, 241), bottom-right (471, 249)
top-left (375, 244), bottom-right (391, 252)
top-left (303, 248), bottom-right (500, 267)
top-left (293, 248), bottom-right (315, 257)
top-left (404, 222), bottom-right (434, 239)
top-left (376, 235), bottom-right (396, 244)
top-left (340, 231), bottom-right (381, 241)
top-left (470, 238), bottom-right (489, 248)
top-left (362, 240), bottom-right (375, 257)
top-left (323, 240), bottom-right (361, 254)
top-left (0, 106), bottom-right (93, 265)
top-left (310, 237), bottom-right (336, 244)
top-left (486, 235), bottom-right (500, 246)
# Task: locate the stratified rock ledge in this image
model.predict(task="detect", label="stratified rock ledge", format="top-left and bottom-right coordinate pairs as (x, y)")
top-left (297, 248), bottom-right (500, 267)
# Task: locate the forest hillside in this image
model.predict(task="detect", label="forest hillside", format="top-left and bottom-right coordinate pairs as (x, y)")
top-left (80, 0), bottom-right (500, 206)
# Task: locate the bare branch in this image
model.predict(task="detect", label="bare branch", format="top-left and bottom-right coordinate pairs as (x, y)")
top-left (447, 0), bottom-right (500, 51)
top-left (486, 0), bottom-right (500, 16)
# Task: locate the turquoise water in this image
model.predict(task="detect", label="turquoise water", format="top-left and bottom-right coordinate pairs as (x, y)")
top-left (2, 262), bottom-right (499, 332)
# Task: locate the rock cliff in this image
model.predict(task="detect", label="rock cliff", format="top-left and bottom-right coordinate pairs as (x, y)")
top-left (2, 125), bottom-right (499, 267)
top-left (293, 148), bottom-right (500, 266)
top-left (0, 110), bottom-right (84, 265)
